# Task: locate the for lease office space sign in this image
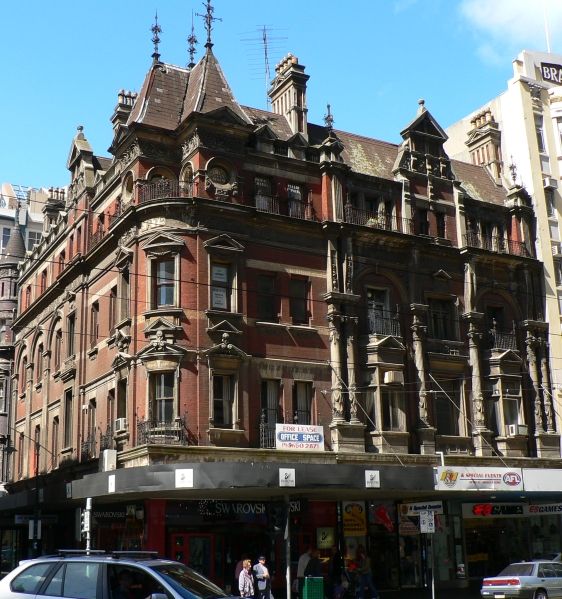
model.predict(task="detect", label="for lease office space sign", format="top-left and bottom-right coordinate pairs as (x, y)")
top-left (275, 423), bottom-right (324, 450)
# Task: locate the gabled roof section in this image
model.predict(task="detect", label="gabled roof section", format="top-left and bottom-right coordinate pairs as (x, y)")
top-left (453, 160), bottom-right (507, 206)
top-left (243, 106), bottom-right (294, 140)
top-left (372, 336), bottom-right (405, 351)
top-left (337, 130), bottom-right (398, 180)
top-left (67, 126), bottom-right (93, 170)
top-left (181, 48), bottom-right (251, 125)
top-left (127, 62), bottom-right (189, 131)
top-left (400, 106), bottom-right (448, 142)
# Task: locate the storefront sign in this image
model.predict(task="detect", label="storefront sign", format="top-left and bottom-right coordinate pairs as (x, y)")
top-left (527, 503), bottom-right (562, 515)
top-left (400, 501), bottom-right (443, 516)
top-left (342, 501), bottom-right (367, 536)
top-left (523, 468), bottom-right (562, 491)
top-left (419, 511), bottom-right (435, 534)
top-left (435, 467), bottom-right (523, 491)
top-left (275, 423), bottom-right (324, 450)
top-left (462, 503), bottom-right (525, 518)
top-left (540, 62), bottom-right (562, 83)
top-left (317, 527), bottom-right (335, 549)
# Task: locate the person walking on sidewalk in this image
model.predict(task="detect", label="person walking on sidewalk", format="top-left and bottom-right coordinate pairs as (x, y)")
top-left (355, 546), bottom-right (378, 599)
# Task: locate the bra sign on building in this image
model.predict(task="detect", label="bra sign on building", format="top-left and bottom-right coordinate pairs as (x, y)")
top-left (540, 62), bottom-right (562, 84)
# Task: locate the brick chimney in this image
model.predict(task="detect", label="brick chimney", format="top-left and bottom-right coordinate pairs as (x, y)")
top-left (269, 54), bottom-right (309, 139)
top-left (111, 90), bottom-right (138, 133)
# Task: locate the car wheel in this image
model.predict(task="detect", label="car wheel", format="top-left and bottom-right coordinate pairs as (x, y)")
top-left (535, 590), bottom-right (548, 599)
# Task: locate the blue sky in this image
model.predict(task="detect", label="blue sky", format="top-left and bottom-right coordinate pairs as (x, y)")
top-left (2, 0), bottom-right (562, 189)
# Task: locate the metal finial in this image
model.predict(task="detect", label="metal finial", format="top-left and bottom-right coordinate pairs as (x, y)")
top-left (324, 103), bottom-right (334, 131)
top-left (187, 10), bottom-right (198, 68)
top-left (196, 0), bottom-right (221, 49)
top-left (151, 11), bottom-right (162, 63)
top-left (509, 156), bottom-right (517, 184)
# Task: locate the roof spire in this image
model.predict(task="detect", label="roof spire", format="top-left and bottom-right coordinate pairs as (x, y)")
top-left (197, 0), bottom-right (221, 50)
top-left (187, 10), bottom-right (198, 68)
top-left (151, 11), bottom-right (162, 63)
top-left (324, 103), bottom-right (334, 131)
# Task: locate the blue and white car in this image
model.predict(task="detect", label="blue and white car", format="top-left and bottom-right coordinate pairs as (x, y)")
top-left (0, 550), bottom-right (235, 599)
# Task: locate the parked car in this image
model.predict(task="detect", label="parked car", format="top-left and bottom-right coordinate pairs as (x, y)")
top-left (0, 549), bottom-right (236, 599)
top-left (481, 560), bottom-right (562, 599)
top-left (536, 553), bottom-right (562, 562)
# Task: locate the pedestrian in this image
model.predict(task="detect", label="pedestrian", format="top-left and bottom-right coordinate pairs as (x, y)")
top-left (235, 554), bottom-right (250, 590)
top-left (296, 547), bottom-right (312, 596)
top-left (328, 546), bottom-right (346, 599)
top-left (355, 546), bottom-right (378, 599)
top-left (253, 555), bottom-right (271, 599)
top-left (239, 559), bottom-right (255, 599)
top-left (304, 548), bottom-right (323, 577)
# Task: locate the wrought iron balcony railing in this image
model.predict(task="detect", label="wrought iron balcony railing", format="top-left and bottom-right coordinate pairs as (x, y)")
top-left (136, 415), bottom-right (189, 446)
top-left (464, 232), bottom-right (531, 258)
top-left (367, 310), bottom-right (402, 336)
top-left (255, 194), bottom-right (315, 220)
top-left (138, 180), bottom-right (193, 203)
top-left (344, 204), bottom-right (414, 234)
top-left (80, 434), bottom-right (96, 461)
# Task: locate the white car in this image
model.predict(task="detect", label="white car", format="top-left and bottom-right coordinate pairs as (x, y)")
top-left (481, 561), bottom-right (562, 599)
top-left (0, 550), bottom-right (235, 599)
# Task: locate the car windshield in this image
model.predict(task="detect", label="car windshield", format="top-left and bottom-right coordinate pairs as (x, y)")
top-left (498, 564), bottom-right (534, 577)
top-left (150, 563), bottom-right (228, 599)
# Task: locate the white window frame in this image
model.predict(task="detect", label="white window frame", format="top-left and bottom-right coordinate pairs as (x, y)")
top-left (210, 261), bottom-right (236, 312)
top-left (148, 253), bottom-right (179, 309)
top-left (150, 371), bottom-right (176, 423)
top-left (210, 371), bottom-right (238, 429)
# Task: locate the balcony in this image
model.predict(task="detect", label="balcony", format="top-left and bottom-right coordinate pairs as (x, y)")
top-left (138, 180), bottom-right (192, 203)
top-left (80, 434), bottom-right (96, 461)
top-left (344, 205), bottom-right (414, 234)
top-left (485, 325), bottom-right (518, 351)
top-left (99, 426), bottom-right (113, 451)
top-left (464, 232), bottom-right (531, 258)
top-left (89, 227), bottom-right (105, 250)
top-left (255, 194), bottom-right (315, 221)
top-left (136, 415), bottom-right (189, 446)
top-left (367, 310), bottom-right (401, 337)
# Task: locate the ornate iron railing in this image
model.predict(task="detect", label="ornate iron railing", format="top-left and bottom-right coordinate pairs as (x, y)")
top-left (99, 426), bottom-right (113, 451)
top-left (255, 195), bottom-right (315, 220)
top-left (344, 204), bottom-right (414, 234)
top-left (136, 415), bottom-right (189, 446)
top-left (138, 180), bottom-right (193, 203)
top-left (464, 232), bottom-right (531, 258)
top-left (81, 434), bottom-right (96, 461)
top-left (367, 310), bottom-right (401, 336)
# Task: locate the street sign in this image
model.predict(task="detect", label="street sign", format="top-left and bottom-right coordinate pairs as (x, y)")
top-left (419, 510), bottom-right (435, 534)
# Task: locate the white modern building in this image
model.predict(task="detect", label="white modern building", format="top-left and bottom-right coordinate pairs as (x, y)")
top-left (446, 50), bottom-right (562, 431)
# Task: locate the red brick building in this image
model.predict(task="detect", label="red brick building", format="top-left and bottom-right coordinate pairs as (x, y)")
top-left (1, 19), bottom-right (559, 592)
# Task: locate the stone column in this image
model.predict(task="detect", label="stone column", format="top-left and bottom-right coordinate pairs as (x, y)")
top-left (526, 329), bottom-right (543, 433)
top-left (411, 304), bottom-right (429, 424)
top-left (539, 337), bottom-right (555, 433)
top-left (327, 310), bottom-right (344, 423)
top-left (411, 304), bottom-right (435, 454)
top-left (345, 315), bottom-right (360, 424)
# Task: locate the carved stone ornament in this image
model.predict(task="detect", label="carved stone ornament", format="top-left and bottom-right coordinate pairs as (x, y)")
top-left (121, 142), bottom-right (141, 166)
top-left (151, 330), bottom-right (167, 350)
top-left (182, 132), bottom-right (201, 158)
top-left (121, 226), bottom-right (138, 245)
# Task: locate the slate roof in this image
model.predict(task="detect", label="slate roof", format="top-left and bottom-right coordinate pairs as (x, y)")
top-left (120, 50), bottom-right (509, 208)
top-left (1, 222), bottom-right (26, 264)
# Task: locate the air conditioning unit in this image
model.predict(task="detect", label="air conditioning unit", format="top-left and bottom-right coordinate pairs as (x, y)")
top-left (553, 243), bottom-right (561, 256)
top-left (114, 417), bottom-right (128, 432)
top-left (544, 176), bottom-right (558, 189)
top-left (384, 370), bottom-right (404, 385)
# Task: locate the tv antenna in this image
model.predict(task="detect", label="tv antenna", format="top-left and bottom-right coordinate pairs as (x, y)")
top-left (240, 25), bottom-right (287, 108)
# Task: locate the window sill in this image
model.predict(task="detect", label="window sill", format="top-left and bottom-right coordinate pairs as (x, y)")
top-left (255, 320), bottom-right (283, 327)
top-left (288, 323), bottom-right (317, 332)
top-left (34, 382), bottom-right (42, 392)
top-left (205, 309), bottom-right (243, 319)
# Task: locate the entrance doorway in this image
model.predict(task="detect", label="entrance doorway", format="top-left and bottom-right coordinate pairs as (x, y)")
top-left (170, 533), bottom-right (217, 580)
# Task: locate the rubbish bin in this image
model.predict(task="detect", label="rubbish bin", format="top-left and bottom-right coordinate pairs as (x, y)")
top-left (302, 577), bottom-right (324, 599)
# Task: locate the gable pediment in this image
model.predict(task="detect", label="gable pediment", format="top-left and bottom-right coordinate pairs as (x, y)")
top-left (401, 109), bottom-right (448, 142)
top-left (203, 234), bottom-right (244, 254)
top-left (254, 124), bottom-right (278, 141)
top-left (137, 341), bottom-right (186, 360)
top-left (111, 351), bottom-right (134, 370)
top-left (207, 319), bottom-right (243, 335)
top-left (204, 333), bottom-right (248, 361)
top-left (288, 132), bottom-right (308, 147)
top-left (144, 317), bottom-right (182, 336)
top-left (491, 348), bottom-right (522, 364)
top-left (432, 269), bottom-right (452, 281)
top-left (141, 231), bottom-right (185, 255)
top-left (372, 335), bottom-right (405, 351)
top-left (200, 106), bottom-right (251, 127)
top-left (114, 244), bottom-right (134, 268)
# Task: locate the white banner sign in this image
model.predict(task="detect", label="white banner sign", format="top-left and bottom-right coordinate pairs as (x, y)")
top-left (275, 424), bottom-right (324, 451)
top-left (435, 467), bottom-right (523, 491)
top-left (400, 501), bottom-right (443, 516)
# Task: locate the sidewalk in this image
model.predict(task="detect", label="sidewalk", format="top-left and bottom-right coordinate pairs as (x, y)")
top-left (379, 584), bottom-right (481, 599)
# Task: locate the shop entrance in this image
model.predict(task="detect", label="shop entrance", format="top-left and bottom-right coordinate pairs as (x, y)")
top-left (170, 533), bottom-right (218, 580)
